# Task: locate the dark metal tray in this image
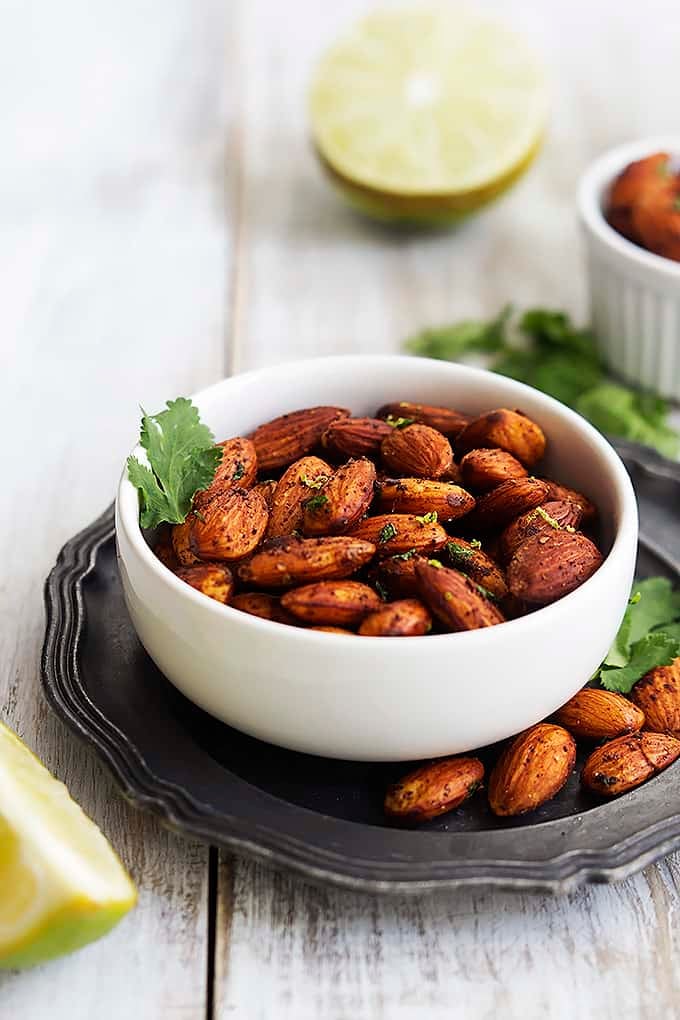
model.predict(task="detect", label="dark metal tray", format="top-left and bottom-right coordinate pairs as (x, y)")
top-left (41, 439), bottom-right (680, 894)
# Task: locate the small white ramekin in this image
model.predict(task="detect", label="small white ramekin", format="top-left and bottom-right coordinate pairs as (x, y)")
top-left (578, 137), bottom-right (680, 401)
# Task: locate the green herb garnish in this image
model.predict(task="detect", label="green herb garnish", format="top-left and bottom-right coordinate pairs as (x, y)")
top-left (375, 580), bottom-right (389, 602)
top-left (305, 493), bottom-right (329, 512)
top-left (428, 558), bottom-right (443, 568)
top-left (535, 506), bottom-right (561, 529)
top-left (391, 549), bottom-right (417, 561)
top-left (301, 474), bottom-right (329, 490)
top-left (446, 540), bottom-right (474, 563)
top-left (416, 511), bottom-right (438, 524)
top-left (232, 461), bottom-right (245, 481)
top-left (406, 306), bottom-right (680, 457)
top-left (595, 578), bottom-right (680, 693)
top-left (127, 398), bottom-right (222, 528)
top-left (386, 415), bottom-right (415, 429)
top-left (379, 522), bottom-right (398, 544)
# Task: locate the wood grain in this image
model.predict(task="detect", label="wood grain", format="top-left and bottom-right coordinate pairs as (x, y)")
top-left (0, 0), bottom-right (228, 1014)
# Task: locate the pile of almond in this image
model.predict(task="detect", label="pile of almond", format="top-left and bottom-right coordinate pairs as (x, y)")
top-left (385, 663), bottom-right (680, 824)
top-left (155, 400), bottom-right (604, 638)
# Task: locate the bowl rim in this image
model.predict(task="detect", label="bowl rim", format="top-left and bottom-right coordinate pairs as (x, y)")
top-left (116, 355), bottom-right (638, 647)
top-left (577, 134), bottom-right (680, 280)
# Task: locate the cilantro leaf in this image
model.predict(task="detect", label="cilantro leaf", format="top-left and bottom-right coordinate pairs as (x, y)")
top-left (127, 398), bottom-right (221, 528)
top-left (575, 384), bottom-right (680, 459)
top-left (379, 522), bottom-right (398, 544)
top-left (599, 632), bottom-right (680, 694)
top-left (405, 305), bottom-right (510, 360)
top-left (603, 578), bottom-right (680, 667)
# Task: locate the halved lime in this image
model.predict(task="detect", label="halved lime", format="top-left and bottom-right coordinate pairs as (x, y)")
top-left (309, 6), bottom-right (548, 223)
top-left (0, 721), bottom-right (137, 969)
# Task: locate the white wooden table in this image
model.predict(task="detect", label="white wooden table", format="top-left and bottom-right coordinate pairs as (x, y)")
top-left (2, 1), bottom-right (680, 1016)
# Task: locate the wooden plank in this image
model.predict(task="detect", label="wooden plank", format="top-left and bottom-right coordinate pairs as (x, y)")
top-left (215, 1), bottom-right (680, 1017)
top-left (0, 0), bottom-right (231, 1013)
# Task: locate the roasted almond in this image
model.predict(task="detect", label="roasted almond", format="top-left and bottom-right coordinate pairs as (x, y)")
top-left (376, 478), bottom-right (475, 521)
top-left (309, 626), bottom-right (355, 634)
top-left (369, 555), bottom-right (421, 600)
top-left (459, 448), bottom-right (528, 492)
top-left (384, 756), bottom-right (484, 825)
top-left (237, 535), bottom-right (376, 588)
top-left (581, 732), bottom-right (680, 796)
top-left (358, 599), bottom-right (432, 637)
top-left (174, 563), bottom-right (233, 604)
top-left (154, 529), bottom-right (180, 571)
top-left (415, 560), bottom-right (505, 631)
top-left (444, 538), bottom-right (508, 600)
top-left (376, 401), bottom-right (471, 437)
top-left (281, 580), bottom-right (382, 627)
top-left (440, 460), bottom-right (463, 484)
top-left (499, 500), bottom-right (584, 564)
top-left (456, 408), bottom-right (546, 467)
top-left (554, 688), bottom-right (645, 740)
top-left (172, 519), bottom-right (201, 566)
top-left (189, 487), bottom-right (269, 562)
top-left (193, 437), bottom-right (257, 509)
top-left (540, 478), bottom-right (597, 524)
top-left (251, 406), bottom-right (349, 471)
top-left (381, 424), bottom-right (453, 479)
top-left (488, 723), bottom-right (576, 816)
top-left (507, 530), bottom-right (603, 605)
top-left (631, 659), bottom-right (680, 736)
top-left (266, 455), bottom-right (332, 538)
top-left (322, 417), bottom-right (393, 458)
top-left (467, 477), bottom-right (549, 531)
top-left (253, 478), bottom-right (278, 509)
top-left (303, 457), bottom-right (376, 536)
top-left (230, 592), bottom-right (300, 626)
top-left (347, 513), bottom-right (448, 558)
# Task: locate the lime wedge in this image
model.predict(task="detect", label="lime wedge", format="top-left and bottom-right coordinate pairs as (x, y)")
top-left (309, 6), bottom-right (547, 223)
top-left (0, 721), bottom-right (137, 969)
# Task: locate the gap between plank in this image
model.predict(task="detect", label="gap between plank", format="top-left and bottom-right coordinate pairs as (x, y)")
top-left (205, 846), bottom-right (219, 1020)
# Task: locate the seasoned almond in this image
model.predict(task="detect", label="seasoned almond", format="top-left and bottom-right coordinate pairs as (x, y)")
top-left (281, 580), bottom-right (381, 627)
top-left (358, 599), bottom-right (431, 637)
top-left (377, 401), bottom-right (471, 437)
top-left (631, 659), bottom-right (680, 736)
top-left (322, 417), bottom-right (393, 459)
top-left (369, 555), bottom-right (421, 600)
top-left (459, 448), bottom-right (528, 491)
top-left (488, 724), bottom-right (576, 816)
top-left (381, 424), bottom-right (453, 479)
top-left (415, 560), bottom-right (505, 631)
top-left (554, 688), bottom-right (645, 740)
top-left (194, 437), bottom-right (257, 509)
top-left (237, 535), bottom-right (376, 588)
top-left (251, 406), bottom-right (349, 471)
top-left (582, 732), bottom-right (680, 796)
top-left (189, 487), bottom-right (268, 562)
top-left (172, 519), bottom-right (201, 566)
top-left (376, 478), bottom-right (475, 521)
top-left (507, 530), bottom-right (603, 605)
top-left (347, 514), bottom-right (447, 558)
top-left (384, 756), bottom-right (484, 825)
top-left (445, 538), bottom-right (508, 600)
top-left (540, 479), bottom-right (597, 524)
top-left (499, 500), bottom-right (584, 564)
top-left (456, 408), bottom-right (546, 467)
top-left (174, 563), bottom-right (233, 604)
top-left (467, 477), bottom-right (549, 531)
top-left (230, 592), bottom-right (299, 625)
top-left (303, 457), bottom-right (376, 536)
top-left (253, 478), bottom-right (278, 509)
top-left (266, 455), bottom-right (331, 538)
top-left (309, 626), bottom-right (355, 634)
top-left (154, 529), bottom-right (180, 571)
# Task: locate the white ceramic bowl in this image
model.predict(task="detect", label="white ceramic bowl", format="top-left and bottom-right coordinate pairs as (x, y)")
top-left (578, 136), bottom-right (680, 401)
top-left (116, 356), bottom-right (638, 761)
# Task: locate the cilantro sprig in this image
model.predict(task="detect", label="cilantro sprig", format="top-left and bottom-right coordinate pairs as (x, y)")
top-left (127, 398), bottom-right (221, 528)
top-left (406, 306), bottom-right (680, 457)
top-left (595, 578), bottom-right (680, 693)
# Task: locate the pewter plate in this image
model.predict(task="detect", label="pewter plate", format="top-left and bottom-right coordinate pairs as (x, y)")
top-left (41, 439), bottom-right (680, 894)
